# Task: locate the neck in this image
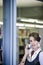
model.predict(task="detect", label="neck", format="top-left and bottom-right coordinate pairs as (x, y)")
top-left (34, 47), bottom-right (40, 52)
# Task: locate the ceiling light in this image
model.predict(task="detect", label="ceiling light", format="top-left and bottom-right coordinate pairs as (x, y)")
top-left (20, 18), bottom-right (34, 22)
top-left (20, 18), bottom-right (43, 24)
top-left (16, 23), bottom-right (43, 28)
top-left (0, 21), bottom-right (3, 25)
top-left (35, 25), bottom-right (43, 28)
top-left (16, 23), bottom-right (25, 27)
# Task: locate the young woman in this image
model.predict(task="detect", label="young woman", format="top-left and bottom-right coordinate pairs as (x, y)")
top-left (19, 32), bottom-right (43, 65)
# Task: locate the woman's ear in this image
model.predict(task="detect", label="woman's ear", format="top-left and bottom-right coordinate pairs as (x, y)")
top-left (38, 43), bottom-right (40, 47)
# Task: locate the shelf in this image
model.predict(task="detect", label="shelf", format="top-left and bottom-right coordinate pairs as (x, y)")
top-left (18, 36), bottom-right (28, 39)
top-left (19, 46), bottom-right (24, 48)
top-left (19, 51), bottom-right (24, 54)
top-left (19, 45), bottom-right (24, 46)
top-left (19, 53), bottom-right (24, 55)
top-left (18, 28), bottom-right (30, 63)
top-left (19, 54), bottom-right (24, 58)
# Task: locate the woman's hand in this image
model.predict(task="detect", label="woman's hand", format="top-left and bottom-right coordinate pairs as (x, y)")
top-left (25, 44), bottom-right (29, 57)
top-left (19, 44), bottom-right (29, 65)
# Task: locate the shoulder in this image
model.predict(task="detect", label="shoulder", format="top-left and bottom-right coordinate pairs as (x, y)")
top-left (39, 51), bottom-right (43, 65)
top-left (39, 51), bottom-right (43, 61)
top-left (39, 51), bottom-right (43, 57)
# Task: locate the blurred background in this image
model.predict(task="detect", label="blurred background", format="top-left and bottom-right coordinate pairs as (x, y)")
top-left (0, 0), bottom-right (43, 65)
top-left (16, 0), bottom-right (43, 63)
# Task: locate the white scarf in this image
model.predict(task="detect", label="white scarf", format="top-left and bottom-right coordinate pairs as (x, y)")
top-left (27, 47), bottom-right (41, 62)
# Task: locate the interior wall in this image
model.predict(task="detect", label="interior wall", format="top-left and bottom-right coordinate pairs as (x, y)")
top-left (17, 6), bottom-right (43, 20)
top-left (17, 6), bottom-right (43, 50)
top-left (0, 6), bottom-right (3, 21)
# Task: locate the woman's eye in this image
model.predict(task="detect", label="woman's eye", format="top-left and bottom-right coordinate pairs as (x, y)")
top-left (30, 40), bottom-right (32, 42)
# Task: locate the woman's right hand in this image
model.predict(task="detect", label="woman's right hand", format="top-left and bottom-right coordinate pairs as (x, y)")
top-left (25, 44), bottom-right (29, 57)
top-left (19, 44), bottom-right (29, 65)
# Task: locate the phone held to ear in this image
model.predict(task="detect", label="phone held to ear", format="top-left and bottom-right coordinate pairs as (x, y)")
top-left (27, 44), bottom-right (33, 51)
top-left (27, 44), bottom-right (33, 58)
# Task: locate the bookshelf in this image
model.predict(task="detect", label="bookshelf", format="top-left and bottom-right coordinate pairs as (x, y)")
top-left (18, 28), bottom-right (30, 63)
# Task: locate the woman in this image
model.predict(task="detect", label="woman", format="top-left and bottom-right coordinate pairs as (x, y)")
top-left (19, 32), bottom-right (43, 65)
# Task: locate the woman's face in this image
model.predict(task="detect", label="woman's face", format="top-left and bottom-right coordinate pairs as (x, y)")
top-left (29, 36), bottom-right (39, 51)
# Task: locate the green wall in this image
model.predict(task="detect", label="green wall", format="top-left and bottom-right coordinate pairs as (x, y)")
top-left (0, 6), bottom-right (3, 21)
top-left (17, 6), bottom-right (43, 20)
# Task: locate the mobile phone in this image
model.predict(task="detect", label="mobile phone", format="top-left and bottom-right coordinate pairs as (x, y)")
top-left (27, 44), bottom-right (33, 52)
top-left (27, 44), bottom-right (31, 49)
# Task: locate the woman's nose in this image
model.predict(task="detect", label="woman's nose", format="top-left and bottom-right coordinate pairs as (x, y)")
top-left (31, 42), bottom-right (34, 45)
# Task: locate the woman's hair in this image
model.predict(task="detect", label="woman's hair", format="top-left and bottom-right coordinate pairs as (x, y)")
top-left (29, 32), bottom-right (41, 42)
